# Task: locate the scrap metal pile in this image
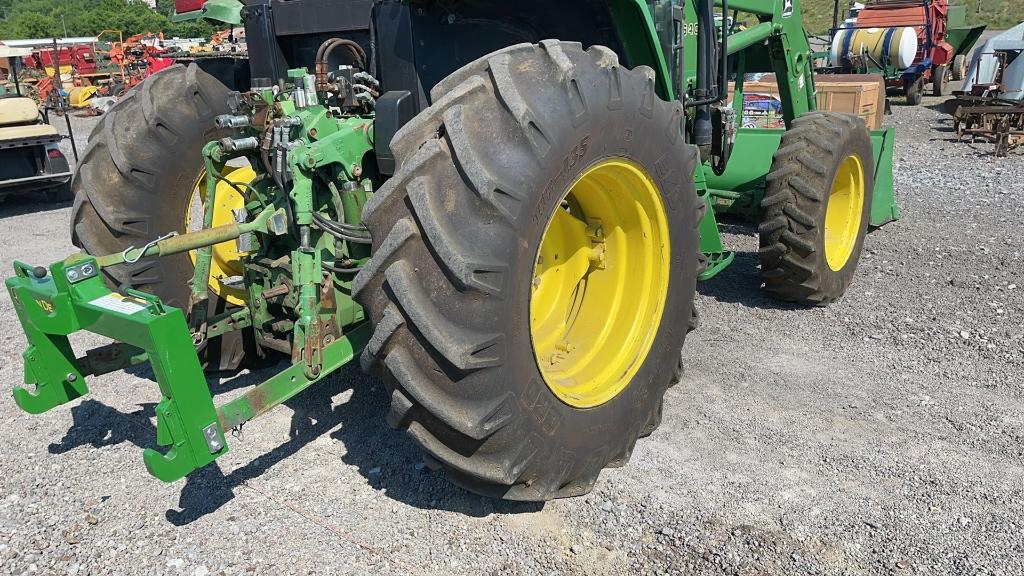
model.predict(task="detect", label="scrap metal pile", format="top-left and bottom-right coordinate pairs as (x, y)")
top-left (952, 93), bottom-right (1024, 157)
top-left (945, 22), bottom-right (1024, 156)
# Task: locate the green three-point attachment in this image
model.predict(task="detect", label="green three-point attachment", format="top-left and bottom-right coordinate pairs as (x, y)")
top-left (7, 256), bottom-right (229, 483)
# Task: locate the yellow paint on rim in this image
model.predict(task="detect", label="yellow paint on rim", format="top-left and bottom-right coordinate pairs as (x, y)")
top-left (186, 165), bottom-right (256, 306)
top-left (823, 154), bottom-right (866, 272)
top-left (530, 158), bottom-right (671, 409)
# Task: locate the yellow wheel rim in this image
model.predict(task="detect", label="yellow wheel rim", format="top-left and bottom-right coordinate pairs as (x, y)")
top-left (530, 158), bottom-right (671, 409)
top-left (186, 165), bottom-right (256, 306)
top-left (824, 154), bottom-right (865, 272)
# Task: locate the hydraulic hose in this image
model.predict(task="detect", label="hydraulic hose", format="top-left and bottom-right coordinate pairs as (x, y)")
top-left (693, 0), bottom-right (717, 148)
top-left (312, 212), bottom-right (372, 244)
top-left (316, 38), bottom-right (367, 70)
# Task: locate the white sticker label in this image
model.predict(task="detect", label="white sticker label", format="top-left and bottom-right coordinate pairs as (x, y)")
top-left (89, 294), bottom-right (148, 315)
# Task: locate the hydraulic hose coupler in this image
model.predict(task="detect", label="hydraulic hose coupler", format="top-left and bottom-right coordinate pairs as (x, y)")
top-left (215, 114), bottom-right (251, 129)
top-left (217, 136), bottom-right (260, 153)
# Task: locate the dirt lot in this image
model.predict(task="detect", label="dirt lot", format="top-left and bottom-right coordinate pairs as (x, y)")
top-left (0, 85), bottom-right (1021, 576)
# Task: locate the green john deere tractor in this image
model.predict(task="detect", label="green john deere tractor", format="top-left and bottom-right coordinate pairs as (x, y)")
top-left (6, 0), bottom-right (898, 500)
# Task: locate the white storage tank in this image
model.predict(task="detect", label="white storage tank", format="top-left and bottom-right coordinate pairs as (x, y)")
top-left (831, 26), bottom-right (919, 70)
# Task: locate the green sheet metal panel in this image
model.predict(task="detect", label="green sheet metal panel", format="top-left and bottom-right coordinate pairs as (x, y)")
top-left (947, 25), bottom-right (988, 59)
top-left (704, 127), bottom-right (899, 227)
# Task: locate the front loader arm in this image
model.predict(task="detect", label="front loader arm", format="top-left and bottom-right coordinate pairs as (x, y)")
top-left (724, 0), bottom-right (817, 125)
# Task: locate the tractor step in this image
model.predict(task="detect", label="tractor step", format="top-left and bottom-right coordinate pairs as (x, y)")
top-left (699, 251), bottom-right (736, 281)
top-left (697, 191), bottom-right (736, 281)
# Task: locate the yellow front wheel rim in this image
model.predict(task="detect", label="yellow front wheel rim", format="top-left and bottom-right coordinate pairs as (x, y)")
top-left (530, 158), bottom-right (671, 409)
top-left (824, 155), bottom-right (865, 272)
top-left (186, 166), bottom-right (257, 306)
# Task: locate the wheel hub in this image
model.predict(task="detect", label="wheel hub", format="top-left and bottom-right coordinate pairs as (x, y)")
top-left (823, 154), bottom-right (865, 272)
top-left (187, 166), bottom-right (256, 306)
top-left (530, 159), bottom-right (670, 408)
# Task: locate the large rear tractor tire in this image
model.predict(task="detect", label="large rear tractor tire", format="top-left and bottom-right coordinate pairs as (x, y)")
top-left (70, 64), bottom-right (255, 370)
top-left (759, 112), bottom-right (874, 306)
top-left (354, 41), bottom-right (701, 500)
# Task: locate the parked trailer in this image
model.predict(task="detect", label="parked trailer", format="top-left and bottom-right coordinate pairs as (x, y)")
top-left (825, 0), bottom-right (984, 105)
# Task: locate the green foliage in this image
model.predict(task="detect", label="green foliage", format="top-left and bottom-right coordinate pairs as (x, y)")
top-left (1, 0), bottom-right (1017, 44)
top-left (952, 0), bottom-right (1023, 30)
top-left (783, 0), bottom-right (1022, 35)
top-left (0, 0), bottom-right (215, 40)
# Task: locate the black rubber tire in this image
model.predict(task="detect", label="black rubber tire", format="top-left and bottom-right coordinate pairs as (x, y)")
top-left (758, 112), bottom-right (874, 306)
top-left (932, 64), bottom-right (949, 97)
top-left (353, 41), bottom-right (701, 501)
top-left (952, 54), bottom-right (967, 82)
top-left (70, 64), bottom-right (254, 370)
top-left (905, 77), bottom-right (923, 106)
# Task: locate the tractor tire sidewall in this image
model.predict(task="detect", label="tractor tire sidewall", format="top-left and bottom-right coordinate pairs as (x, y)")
top-left (467, 113), bottom-right (696, 499)
top-left (760, 112), bottom-right (874, 306)
top-left (356, 42), bottom-right (699, 500)
top-left (70, 64), bottom-right (254, 370)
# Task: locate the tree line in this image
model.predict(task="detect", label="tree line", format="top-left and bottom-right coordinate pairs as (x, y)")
top-left (0, 0), bottom-right (215, 41)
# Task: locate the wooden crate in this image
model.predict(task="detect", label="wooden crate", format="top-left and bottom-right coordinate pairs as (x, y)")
top-left (728, 74), bottom-right (886, 129)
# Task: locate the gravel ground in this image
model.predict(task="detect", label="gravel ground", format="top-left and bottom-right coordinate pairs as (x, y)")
top-left (0, 85), bottom-right (1021, 576)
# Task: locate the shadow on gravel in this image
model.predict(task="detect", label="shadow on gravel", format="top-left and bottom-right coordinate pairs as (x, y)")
top-left (0, 196), bottom-right (72, 219)
top-left (48, 400), bottom-right (158, 454)
top-left (125, 362), bottom-right (273, 396)
top-left (697, 219), bottom-right (803, 311)
top-left (165, 364), bottom-right (359, 525)
top-left (165, 363), bottom-right (540, 525)
top-left (698, 250), bottom-right (803, 311)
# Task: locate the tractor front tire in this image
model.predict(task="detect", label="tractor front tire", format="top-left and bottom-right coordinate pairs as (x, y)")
top-left (70, 64), bottom-right (254, 370)
top-left (759, 112), bottom-right (874, 306)
top-left (354, 41), bottom-right (701, 501)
